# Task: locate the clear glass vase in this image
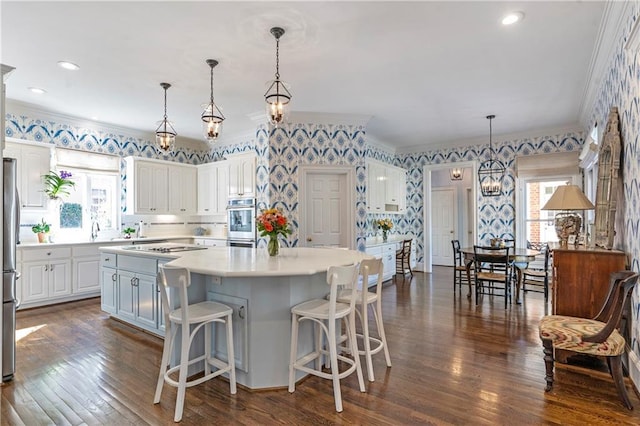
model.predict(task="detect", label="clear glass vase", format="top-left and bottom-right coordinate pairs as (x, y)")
top-left (382, 230), bottom-right (388, 242)
top-left (267, 235), bottom-right (280, 256)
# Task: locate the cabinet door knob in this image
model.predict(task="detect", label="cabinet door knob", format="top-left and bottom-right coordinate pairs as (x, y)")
top-left (50, 264), bottom-right (55, 271)
top-left (112, 273), bottom-right (117, 282)
top-left (105, 257), bottom-right (110, 261)
top-left (307, 237), bottom-right (312, 242)
top-left (44, 264), bottom-right (48, 271)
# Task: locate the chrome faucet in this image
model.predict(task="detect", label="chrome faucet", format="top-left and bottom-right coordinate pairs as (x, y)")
top-left (91, 221), bottom-right (100, 241)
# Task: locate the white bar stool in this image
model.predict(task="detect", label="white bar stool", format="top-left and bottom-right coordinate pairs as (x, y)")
top-left (288, 263), bottom-right (366, 412)
top-left (154, 264), bottom-right (237, 422)
top-left (337, 258), bottom-right (392, 382)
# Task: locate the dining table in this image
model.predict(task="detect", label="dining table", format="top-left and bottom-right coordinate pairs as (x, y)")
top-left (460, 246), bottom-right (541, 304)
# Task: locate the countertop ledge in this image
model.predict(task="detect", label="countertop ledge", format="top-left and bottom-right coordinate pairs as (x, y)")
top-left (366, 234), bottom-right (415, 247)
top-left (18, 235), bottom-right (192, 249)
top-left (101, 246), bottom-right (373, 277)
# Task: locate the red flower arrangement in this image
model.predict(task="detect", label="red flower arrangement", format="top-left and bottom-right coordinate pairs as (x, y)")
top-left (257, 207), bottom-right (292, 256)
top-left (256, 207), bottom-right (292, 238)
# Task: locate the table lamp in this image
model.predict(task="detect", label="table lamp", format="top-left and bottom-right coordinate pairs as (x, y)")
top-left (541, 184), bottom-right (595, 246)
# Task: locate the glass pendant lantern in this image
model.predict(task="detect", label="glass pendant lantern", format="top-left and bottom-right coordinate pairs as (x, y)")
top-left (264, 27), bottom-right (292, 127)
top-left (478, 115), bottom-right (505, 197)
top-left (201, 59), bottom-right (225, 142)
top-left (155, 82), bottom-right (177, 153)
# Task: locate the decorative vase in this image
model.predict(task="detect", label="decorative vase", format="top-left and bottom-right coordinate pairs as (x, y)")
top-left (267, 235), bottom-right (280, 256)
top-left (382, 230), bottom-right (388, 242)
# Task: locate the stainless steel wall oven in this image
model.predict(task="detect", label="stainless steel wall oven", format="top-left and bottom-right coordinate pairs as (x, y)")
top-left (227, 198), bottom-right (256, 247)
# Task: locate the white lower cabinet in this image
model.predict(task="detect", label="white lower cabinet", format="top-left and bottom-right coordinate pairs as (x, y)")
top-left (364, 242), bottom-right (396, 285)
top-left (101, 266), bottom-right (117, 314)
top-left (21, 247), bottom-right (72, 307)
top-left (22, 259), bottom-right (71, 303)
top-left (100, 252), bottom-right (165, 336)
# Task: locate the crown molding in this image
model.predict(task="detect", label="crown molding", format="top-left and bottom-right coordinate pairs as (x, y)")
top-left (366, 134), bottom-right (396, 154)
top-left (578, 0), bottom-right (631, 128)
top-left (396, 124), bottom-right (586, 155)
top-left (5, 99), bottom-right (208, 152)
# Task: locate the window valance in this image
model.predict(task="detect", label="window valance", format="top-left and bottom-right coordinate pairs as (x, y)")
top-left (515, 151), bottom-right (579, 178)
top-left (55, 148), bottom-right (120, 172)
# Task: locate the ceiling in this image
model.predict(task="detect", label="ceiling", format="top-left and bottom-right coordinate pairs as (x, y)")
top-left (1, 1), bottom-right (606, 152)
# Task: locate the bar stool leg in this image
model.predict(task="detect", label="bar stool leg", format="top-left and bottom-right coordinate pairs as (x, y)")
top-left (374, 302), bottom-right (392, 367)
top-left (328, 317), bottom-right (343, 412)
top-left (204, 323), bottom-right (211, 376)
top-left (154, 324), bottom-right (174, 404)
top-left (225, 313), bottom-right (237, 394)
top-left (347, 311), bottom-right (366, 392)
top-left (361, 303), bottom-right (374, 382)
top-left (288, 313), bottom-right (299, 393)
top-left (174, 324), bottom-right (190, 422)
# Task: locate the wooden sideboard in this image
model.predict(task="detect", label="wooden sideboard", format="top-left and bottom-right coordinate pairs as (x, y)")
top-left (552, 245), bottom-right (627, 318)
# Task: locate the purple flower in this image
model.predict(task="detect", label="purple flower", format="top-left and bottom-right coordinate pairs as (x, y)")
top-left (60, 170), bottom-right (73, 179)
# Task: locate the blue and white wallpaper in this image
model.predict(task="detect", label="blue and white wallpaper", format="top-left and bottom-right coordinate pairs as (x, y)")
top-left (4, 1), bottom-right (640, 386)
top-left (586, 2), bottom-right (640, 384)
top-left (396, 133), bottom-right (583, 267)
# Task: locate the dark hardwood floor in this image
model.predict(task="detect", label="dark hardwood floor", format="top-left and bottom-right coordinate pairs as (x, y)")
top-left (3, 266), bottom-right (640, 425)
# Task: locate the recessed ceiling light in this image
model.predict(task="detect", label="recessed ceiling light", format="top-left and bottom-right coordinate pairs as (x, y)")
top-left (502, 11), bottom-right (524, 26)
top-left (28, 87), bottom-right (46, 94)
top-left (57, 61), bottom-right (80, 70)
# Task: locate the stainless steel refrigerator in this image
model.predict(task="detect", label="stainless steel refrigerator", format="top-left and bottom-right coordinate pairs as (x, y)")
top-left (3, 157), bottom-right (19, 382)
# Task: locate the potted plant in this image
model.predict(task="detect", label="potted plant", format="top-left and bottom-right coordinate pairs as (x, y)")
top-left (123, 227), bottom-right (136, 239)
top-left (32, 218), bottom-right (51, 243)
top-left (43, 170), bottom-right (75, 200)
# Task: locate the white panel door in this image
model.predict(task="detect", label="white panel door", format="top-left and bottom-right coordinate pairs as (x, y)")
top-left (431, 188), bottom-right (456, 266)
top-left (305, 173), bottom-right (347, 247)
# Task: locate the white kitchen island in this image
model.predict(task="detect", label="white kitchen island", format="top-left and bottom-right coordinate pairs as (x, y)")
top-left (99, 245), bottom-right (371, 389)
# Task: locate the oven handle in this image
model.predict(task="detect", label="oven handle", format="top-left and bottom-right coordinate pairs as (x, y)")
top-left (226, 205), bottom-right (255, 210)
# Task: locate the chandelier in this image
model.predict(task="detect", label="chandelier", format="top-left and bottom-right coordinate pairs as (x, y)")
top-left (155, 82), bottom-right (177, 153)
top-left (201, 59), bottom-right (225, 142)
top-left (477, 114), bottom-right (505, 197)
top-left (264, 27), bottom-right (292, 126)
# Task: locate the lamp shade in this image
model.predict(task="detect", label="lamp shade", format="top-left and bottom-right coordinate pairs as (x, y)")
top-left (541, 184), bottom-right (595, 211)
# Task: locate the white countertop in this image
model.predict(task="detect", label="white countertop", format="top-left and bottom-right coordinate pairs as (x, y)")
top-left (101, 245), bottom-right (372, 277)
top-left (366, 234), bottom-right (415, 247)
top-left (18, 235), bottom-right (192, 249)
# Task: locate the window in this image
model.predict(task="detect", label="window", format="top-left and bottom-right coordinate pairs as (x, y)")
top-left (523, 179), bottom-right (570, 244)
top-left (56, 169), bottom-right (119, 239)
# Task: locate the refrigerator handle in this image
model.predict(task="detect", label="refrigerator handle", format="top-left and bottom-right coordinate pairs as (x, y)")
top-left (15, 188), bottom-right (20, 245)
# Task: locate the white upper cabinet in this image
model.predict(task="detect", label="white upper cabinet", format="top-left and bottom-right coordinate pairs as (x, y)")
top-left (3, 142), bottom-right (51, 210)
top-left (367, 159), bottom-right (407, 214)
top-left (168, 164), bottom-right (196, 214)
top-left (125, 157), bottom-right (197, 215)
top-left (227, 152), bottom-right (256, 198)
top-left (197, 160), bottom-right (228, 215)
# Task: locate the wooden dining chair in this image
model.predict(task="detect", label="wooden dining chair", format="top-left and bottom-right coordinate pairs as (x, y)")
top-left (451, 240), bottom-right (470, 294)
top-left (539, 271), bottom-right (639, 409)
top-left (522, 243), bottom-right (551, 302)
top-left (395, 239), bottom-right (413, 278)
top-left (473, 245), bottom-right (512, 308)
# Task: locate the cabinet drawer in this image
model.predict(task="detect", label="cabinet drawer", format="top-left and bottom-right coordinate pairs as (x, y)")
top-left (382, 244), bottom-right (395, 255)
top-left (21, 247), bottom-right (71, 262)
top-left (117, 255), bottom-right (157, 275)
top-left (101, 253), bottom-right (117, 268)
top-left (73, 244), bottom-right (101, 257)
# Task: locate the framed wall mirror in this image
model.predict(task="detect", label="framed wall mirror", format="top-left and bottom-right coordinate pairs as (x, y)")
top-left (593, 107), bottom-right (622, 249)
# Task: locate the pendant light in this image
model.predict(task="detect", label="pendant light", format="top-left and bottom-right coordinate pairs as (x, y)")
top-left (201, 59), bottom-right (225, 142)
top-left (477, 114), bottom-right (505, 197)
top-left (264, 26), bottom-right (292, 126)
top-left (155, 82), bottom-right (177, 152)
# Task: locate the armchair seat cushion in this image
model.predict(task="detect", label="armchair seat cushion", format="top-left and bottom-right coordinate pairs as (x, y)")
top-left (539, 315), bottom-right (626, 356)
